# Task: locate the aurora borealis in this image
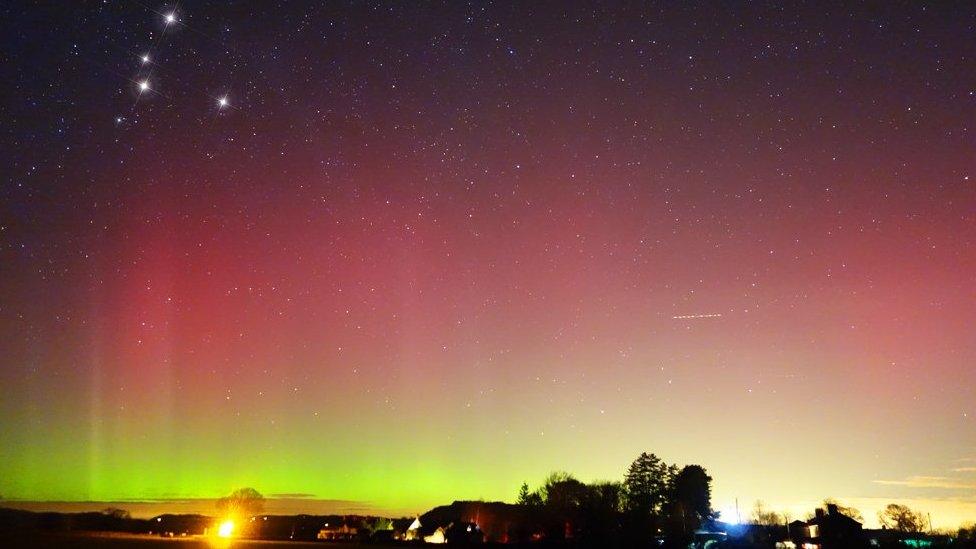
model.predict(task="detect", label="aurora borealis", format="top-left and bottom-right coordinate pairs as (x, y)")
top-left (2, 1), bottom-right (975, 528)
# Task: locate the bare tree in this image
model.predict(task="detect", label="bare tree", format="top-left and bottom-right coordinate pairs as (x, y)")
top-left (751, 500), bottom-right (784, 526)
top-left (878, 503), bottom-right (927, 533)
top-left (216, 487), bottom-right (265, 519)
top-left (102, 508), bottom-right (131, 520)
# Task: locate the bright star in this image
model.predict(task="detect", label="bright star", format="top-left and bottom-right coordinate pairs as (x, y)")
top-left (218, 95), bottom-right (229, 108)
top-left (138, 80), bottom-right (150, 93)
top-left (140, 54), bottom-right (150, 64)
top-left (164, 12), bottom-right (177, 25)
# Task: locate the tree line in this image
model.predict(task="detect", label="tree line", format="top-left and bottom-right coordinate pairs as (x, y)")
top-left (516, 452), bottom-right (714, 545)
top-left (517, 453), bottom-right (974, 546)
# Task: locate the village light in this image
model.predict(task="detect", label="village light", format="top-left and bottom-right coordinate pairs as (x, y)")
top-left (217, 519), bottom-right (235, 538)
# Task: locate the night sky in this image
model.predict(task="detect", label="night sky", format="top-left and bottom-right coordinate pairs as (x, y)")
top-left (2, 1), bottom-right (975, 526)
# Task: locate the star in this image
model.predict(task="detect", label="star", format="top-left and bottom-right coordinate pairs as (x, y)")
top-left (138, 80), bottom-right (150, 93)
top-left (140, 54), bottom-right (150, 64)
top-left (217, 95), bottom-right (229, 108)
top-left (164, 12), bottom-right (177, 25)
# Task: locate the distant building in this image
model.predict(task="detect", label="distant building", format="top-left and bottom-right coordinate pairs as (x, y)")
top-left (150, 514), bottom-right (209, 537)
top-left (862, 528), bottom-right (949, 548)
top-left (788, 519), bottom-right (807, 543)
top-left (419, 500), bottom-right (540, 542)
top-left (791, 504), bottom-right (863, 548)
top-left (445, 521), bottom-right (485, 544)
top-left (402, 517), bottom-right (422, 541)
top-left (317, 519), bottom-right (359, 540)
top-left (424, 525), bottom-right (447, 544)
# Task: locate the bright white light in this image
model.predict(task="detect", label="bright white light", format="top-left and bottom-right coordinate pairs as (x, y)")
top-left (138, 80), bottom-right (150, 92)
top-left (218, 96), bottom-right (229, 108)
top-left (165, 12), bottom-right (177, 25)
top-left (141, 54), bottom-right (150, 64)
top-left (720, 504), bottom-right (741, 524)
top-left (217, 520), bottom-right (234, 538)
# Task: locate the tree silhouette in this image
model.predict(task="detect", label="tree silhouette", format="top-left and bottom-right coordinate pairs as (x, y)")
top-left (623, 452), bottom-right (674, 515)
top-left (751, 500), bottom-right (784, 526)
top-left (216, 487), bottom-right (265, 520)
top-left (543, 474), bottom-right (589, 510)
top-left (578, 482), bottom-right (623, 542)
top-left (878, 503), bottom-right (927, 533)
top-left (517, 481), bottom-right (542, 506)
top-left (101, 508), bottom-right (131, 520)
top-left (586, 481), bottom-right (623, 513)
top-left (516, 455), bottom-right (723, 544)
top-left (527, 472), bottom-right (589, 540)
top-left (822, 498), bottom-right (863, 522)
top-left (670, 464), bottom-right (714, 532)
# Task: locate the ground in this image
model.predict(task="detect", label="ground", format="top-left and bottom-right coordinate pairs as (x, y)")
top-left (0, 532), bottom-right (380, 549)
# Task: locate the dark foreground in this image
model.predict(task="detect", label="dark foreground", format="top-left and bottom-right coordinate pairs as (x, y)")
top-left (2, 532), bottom-right (381, 549)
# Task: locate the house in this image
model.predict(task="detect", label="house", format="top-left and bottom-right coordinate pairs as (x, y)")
top-left (317, 519), bottom-right (359, 540)
top-left (424, 525), bottom-right (447, 544)
top-left (788, 519), bottom-right (808, 543)
top-left (402, 517), bottom-right (422, 541)
top-left (445, 521), bottom-right (485, 544)
top-left (419, 500), bottom-right (541, 542)
top-left (792, 504), bottom-right (863, 548)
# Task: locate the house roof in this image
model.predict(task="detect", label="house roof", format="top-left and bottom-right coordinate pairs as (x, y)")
top-left (808, 511), bottom-right (861, 528)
